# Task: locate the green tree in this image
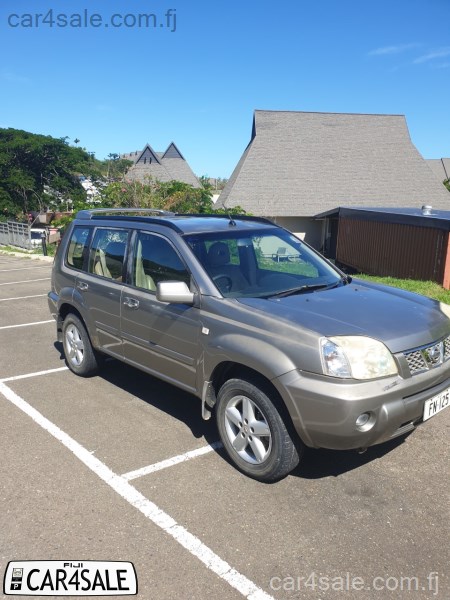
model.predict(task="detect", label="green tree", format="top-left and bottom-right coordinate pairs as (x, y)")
top-left (0, 128), bottom-right (101, 220)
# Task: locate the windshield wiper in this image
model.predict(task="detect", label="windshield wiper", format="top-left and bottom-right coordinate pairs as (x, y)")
top-left (267, 283), bottom-right (334, 299)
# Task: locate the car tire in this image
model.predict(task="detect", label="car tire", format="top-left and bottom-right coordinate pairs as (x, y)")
top-left (62, 314), bottom-right (100, 377)
top-left (216, 378), bottom-right (301, 482)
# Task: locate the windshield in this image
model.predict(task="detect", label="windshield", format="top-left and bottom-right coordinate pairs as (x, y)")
top-left (185, 228), bottom-right (343, 298)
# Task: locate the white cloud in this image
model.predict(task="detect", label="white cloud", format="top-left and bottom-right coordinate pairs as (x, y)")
top-left (1, 70), bottom-right (32, 84)
top-left (369, 43), bottom-right (420, 56)
top-left (431, 62), bottom-right (450, 69)
top-left (414, 47), bottom-right (450, 64)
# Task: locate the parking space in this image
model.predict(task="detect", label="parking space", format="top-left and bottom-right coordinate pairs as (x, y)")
top-left (8, 367), bottom-right (219, 475)
top-left (0, 254), bottom-right (448, 599)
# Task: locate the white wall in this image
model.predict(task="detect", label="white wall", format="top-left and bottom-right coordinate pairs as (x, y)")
top-left (268, 217), bottom-right (323, 250)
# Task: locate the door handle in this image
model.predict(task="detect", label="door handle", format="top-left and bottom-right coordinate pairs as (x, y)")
top-left (77, 282), bottom-right (88, 291)
top-left (123, 297), bottom-right (139, 309)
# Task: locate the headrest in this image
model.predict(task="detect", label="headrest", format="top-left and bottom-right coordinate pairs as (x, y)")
top-left (207, 242), bottom-right (230, 267)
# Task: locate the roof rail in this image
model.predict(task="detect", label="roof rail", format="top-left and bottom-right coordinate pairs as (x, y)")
top-left (175, 213), bottom-right (274, 225)
top-left (76, 208), bottom-right (175, 220)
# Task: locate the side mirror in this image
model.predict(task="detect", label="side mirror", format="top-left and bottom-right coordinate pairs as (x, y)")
top-left (156, 281), bottom-right (194, 305)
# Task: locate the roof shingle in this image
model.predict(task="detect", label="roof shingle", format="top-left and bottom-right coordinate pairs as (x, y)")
top-left (218, 110), bottom-right (450, 215)
top-left (121, 142), bottom-right (200, 188)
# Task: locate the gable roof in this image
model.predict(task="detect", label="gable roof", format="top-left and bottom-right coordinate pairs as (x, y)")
top-left (121, 142), bottom-right (200, 188)
top-left (218, 110), bottom-right (450, 216)
top-left (136, 144), bottom-right (161, 165)
top-left (162, 142), bottom-right (185, 160)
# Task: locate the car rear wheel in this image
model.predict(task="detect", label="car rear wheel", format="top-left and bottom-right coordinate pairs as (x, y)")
top-left (216, 378), bottom-right (301, 482)
top-left (62, 314), bottom-right (99, 377)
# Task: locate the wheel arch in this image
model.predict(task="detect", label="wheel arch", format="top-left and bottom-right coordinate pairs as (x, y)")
top-left (57, 303), bottom-right (99, 349)
top-left (208, 362), bottom-right (302, 451)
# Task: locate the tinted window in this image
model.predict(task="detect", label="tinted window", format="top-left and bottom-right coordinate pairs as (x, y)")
top-left (88, 229), bottom-right (128, 281)
top-left (67, 226), bottom-right (91, 271)
top-left (133, 232), bottom-right (190, 291)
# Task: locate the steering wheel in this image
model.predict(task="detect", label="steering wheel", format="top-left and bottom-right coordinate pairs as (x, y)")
top-left (212, 274), bottom-right (233, 293)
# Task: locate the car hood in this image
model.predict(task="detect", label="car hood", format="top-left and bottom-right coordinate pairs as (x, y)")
top-left (237, 280), bottom-right (450, 353)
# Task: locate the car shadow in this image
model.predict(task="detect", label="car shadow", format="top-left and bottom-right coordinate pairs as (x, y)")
top-left (59, 351), bottom-right (412, 481)
top-left (291, 435), bottom-right (410, 480)
top-left (54, 341), bottom-right (65, 359)
top-left (99, 358), bottom-right (219, 442)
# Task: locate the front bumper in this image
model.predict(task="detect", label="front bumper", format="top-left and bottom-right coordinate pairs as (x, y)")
top-left (275, 360), bottom-right (450, 450)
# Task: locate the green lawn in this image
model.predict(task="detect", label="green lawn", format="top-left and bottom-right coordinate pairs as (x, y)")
top-left (356, 274), bottom-right (450, 305)
top-left (0, 244), bottom-right (57, 256)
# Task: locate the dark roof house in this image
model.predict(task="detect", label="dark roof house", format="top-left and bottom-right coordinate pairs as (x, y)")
top-left (218, 110), bottom-right (450, 250)
top-left (122, 142), bottom-right (200, 188)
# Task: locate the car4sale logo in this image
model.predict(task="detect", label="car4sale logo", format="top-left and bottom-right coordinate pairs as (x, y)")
top-left (3, 561), bottom-right (137, 596)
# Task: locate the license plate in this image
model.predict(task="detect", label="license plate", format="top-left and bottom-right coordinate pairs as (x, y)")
top-left (423, 387), bottom-right (450, 421)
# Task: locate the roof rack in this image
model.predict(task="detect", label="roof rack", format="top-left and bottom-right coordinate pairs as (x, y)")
top-left (174, 213), bottom-right (274, 225)
top-left (76, 208), bottom-right (175, 220)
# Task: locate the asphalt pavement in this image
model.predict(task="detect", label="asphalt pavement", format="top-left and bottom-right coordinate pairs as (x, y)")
top-left (0, 252), bottom-right (448, 600)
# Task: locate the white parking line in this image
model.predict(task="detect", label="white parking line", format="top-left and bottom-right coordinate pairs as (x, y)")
top-left (0, 366), bottom-right (68, 383)
top-left (0, 366), bottom-right (220, 477)
top-left (0, 382), bottom-right (274, 600)
top-left (0, 277), bottom-right (51, 286)
top-left (0, 319), bottom-right (54, 330)
top-left (0, 294), bottom-right (47, 302)
top-left (122, 442), bottom-right (224, 481)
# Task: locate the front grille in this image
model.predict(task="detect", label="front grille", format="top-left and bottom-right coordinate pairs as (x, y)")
top-left (404, 350), bottom-right (427, 375)
top-left (404, 336), bottom-right (450, 376)
top-left (444, 337), bottom-right (450, 359)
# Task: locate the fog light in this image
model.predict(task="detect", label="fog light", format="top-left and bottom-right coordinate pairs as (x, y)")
top-left (355, 412), bottom-right (375, 431)
top-left (356, 412), bottom-right (370, 427)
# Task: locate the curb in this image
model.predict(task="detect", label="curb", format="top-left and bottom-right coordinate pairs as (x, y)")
top-left (0, 249), bottom-right (54, 263)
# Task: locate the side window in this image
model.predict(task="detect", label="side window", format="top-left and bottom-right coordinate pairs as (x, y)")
top-left (67, 227), bottom-right (91, 271)
top-left (133, 232), bottom-right (190, 291)
top-left (88, 229), bottom-right (129, 281)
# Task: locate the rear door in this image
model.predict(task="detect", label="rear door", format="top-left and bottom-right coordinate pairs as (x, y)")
top-left (75, 227), bottom-right (129, 357)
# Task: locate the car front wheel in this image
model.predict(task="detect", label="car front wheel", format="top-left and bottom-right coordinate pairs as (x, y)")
top-left (216, 378), bottom-right (301, 482)
top-left (62, 314), bottom-right (99, 377)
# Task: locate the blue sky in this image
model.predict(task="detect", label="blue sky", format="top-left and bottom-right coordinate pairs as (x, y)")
top-left (1, 0), bottom-right (449, 178)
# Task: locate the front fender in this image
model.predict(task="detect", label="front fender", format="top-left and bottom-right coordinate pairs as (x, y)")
top-left (203, 332), bottom-right (297, 382)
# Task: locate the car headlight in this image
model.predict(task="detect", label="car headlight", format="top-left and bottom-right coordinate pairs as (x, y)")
top-left (439, 302), bottom-right (450, 320)
top-left (320, 336), bottom-right (398, 380)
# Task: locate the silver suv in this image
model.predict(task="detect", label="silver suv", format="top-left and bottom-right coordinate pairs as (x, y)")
top-left (48, 209), bottom-right (450, 481)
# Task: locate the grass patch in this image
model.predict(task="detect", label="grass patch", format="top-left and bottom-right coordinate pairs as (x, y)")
top-left (0, 243), bottom-right (57, 257)
top-left (356, 274), bottom-right (450, 305)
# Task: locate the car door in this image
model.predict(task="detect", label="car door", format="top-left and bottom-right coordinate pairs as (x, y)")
top-left (121, 231), bottom-right (200, 393)
top-left (75, 227), bottom-right (129, 358)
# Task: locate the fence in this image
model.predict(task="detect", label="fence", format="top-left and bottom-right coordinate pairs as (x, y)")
top-left (0, 221), bottom-right (33, 250)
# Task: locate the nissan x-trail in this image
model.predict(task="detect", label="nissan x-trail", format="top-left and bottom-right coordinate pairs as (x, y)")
top-left (48, 209), bottom-right (450, 481)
